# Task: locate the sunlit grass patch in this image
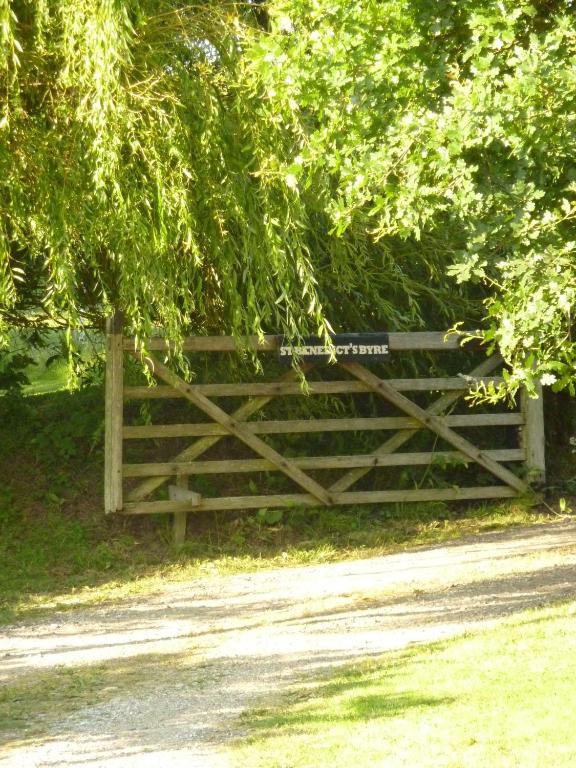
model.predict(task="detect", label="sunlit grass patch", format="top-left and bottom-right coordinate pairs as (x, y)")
top-left (233, 600), bottom-right (576, 768)
top-left (0, 498), bottom-right (553, 625)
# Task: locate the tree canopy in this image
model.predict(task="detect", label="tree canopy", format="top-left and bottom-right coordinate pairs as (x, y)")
top-left (1, 1), bottom-right (575, 392)
top-left (248, 0), bottom-right (576, 392)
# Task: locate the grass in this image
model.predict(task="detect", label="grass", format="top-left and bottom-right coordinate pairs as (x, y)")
top-left (232, 599), bottom-right (576, 768)
top-left (4, 328), bottom-right (102, 396)
top-left (23, 357), bottom-right (68, 395)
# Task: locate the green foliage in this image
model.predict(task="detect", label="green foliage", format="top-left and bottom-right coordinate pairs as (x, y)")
top-left (0, 380), bottom-right (103, 462)
top-left (0, 329), bottom-right (49, 391)
top-left (0, 0), bottom-right (476, 363)
top-left (247, 0), bottom-right (576, 392)
top-left (0, 1), bottom-right (315, 342)
top-left (0, 328), bottom-right (104, 396)
top-left (0, 348), bottom-right (33, 390)
top-left (3, 0), bottom-right (576, 388)
top-left (0, 1), bottom-right (396, 350)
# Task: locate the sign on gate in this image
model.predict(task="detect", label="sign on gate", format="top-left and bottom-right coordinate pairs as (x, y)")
top-left (278, 333), bottom-right (390, 364)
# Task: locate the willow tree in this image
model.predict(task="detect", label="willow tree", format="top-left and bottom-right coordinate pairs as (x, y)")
top-left (247, 0), bottom-right (576, 393)
top-left (0, 0), bottom-right (476, 357)
top-left (1, 1), bottom-right (319, 344)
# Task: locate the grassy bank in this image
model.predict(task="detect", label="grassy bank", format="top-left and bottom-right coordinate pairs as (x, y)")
top-left (0, 383), bottom-right (563, 625)
top-left (232, 599), bottom-right (576, 767)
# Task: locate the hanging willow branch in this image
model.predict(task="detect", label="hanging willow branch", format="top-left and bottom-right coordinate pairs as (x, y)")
top-left (0, 0), bottom-right (477, 357)
top-left (0, 1), bottom-right (323, 345)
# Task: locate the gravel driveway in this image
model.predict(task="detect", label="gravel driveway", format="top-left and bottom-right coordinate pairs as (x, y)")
top-left (2, 520), bottom-right (576, 767)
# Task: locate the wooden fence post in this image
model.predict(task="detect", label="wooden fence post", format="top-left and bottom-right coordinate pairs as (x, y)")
top-left (104, 312), bottom-right (124, 514)
top-left (521, 383), bottom-right (546, 485)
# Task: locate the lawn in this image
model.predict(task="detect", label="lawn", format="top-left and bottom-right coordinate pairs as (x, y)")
top-left (233, 599), bottom-right (576, 768)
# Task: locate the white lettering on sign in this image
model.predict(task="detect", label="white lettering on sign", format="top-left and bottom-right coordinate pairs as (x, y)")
top-left (279, 334), bottom-right (389, 364)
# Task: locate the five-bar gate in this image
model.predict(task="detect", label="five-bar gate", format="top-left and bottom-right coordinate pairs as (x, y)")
top-left (105, 317), bottom-right (545, 544)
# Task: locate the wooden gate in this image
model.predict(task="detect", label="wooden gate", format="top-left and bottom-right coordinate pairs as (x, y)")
top-left (105, 317), bottom-right (545, 543)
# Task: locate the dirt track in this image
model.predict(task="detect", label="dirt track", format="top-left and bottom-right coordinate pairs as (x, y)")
top-left (2, 520), bottom-right (576, 767)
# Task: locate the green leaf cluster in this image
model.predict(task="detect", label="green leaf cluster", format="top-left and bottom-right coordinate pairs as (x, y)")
top-left (0, 1), bottom-right (326, 345)
top-left (4, 0), bottom-right (575, 392)
top-left (0, 0), bottom-right (475, 356)
top-left (248, 0), bottom-right (576, 390)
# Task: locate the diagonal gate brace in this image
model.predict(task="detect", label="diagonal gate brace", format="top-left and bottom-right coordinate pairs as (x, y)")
top-left (137, 354), bottom-right (333, 506)
top-left (128, 363), bottom-right (314, 502)
top-left (339, 361), bottom-right (527, 494)
top-left (330, 355), bottom-right (505, 493)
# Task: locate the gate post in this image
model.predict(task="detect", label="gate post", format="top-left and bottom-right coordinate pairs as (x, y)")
top-left (521, 383), bottom-right (546, 485)
top-left (173, 475), bottom-right (188, 548)
top-left (104, 311), bottom-right (124, 514)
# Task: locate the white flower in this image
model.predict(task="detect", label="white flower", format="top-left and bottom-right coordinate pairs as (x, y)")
top-left (285, 173), bottom-right (299, 191)
top-left (540, 373), bottom-right (557, 386)
top-left (277, 15), bottom-right (294, 33)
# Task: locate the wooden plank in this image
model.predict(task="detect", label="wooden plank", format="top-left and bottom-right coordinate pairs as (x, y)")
top-left (329, 355), bottom-right (505, 493)
top-left (104, 312), bottom-right (124, 514)
top-left (123, 411), bottom-right (524, 439)
top-left (341, 362), bottom-right (527, 494)
top-left (123, 376), bottom-right (504, 399)
top-left (123, 485), bottom-right (518, 515)
top-left (139, 353), bottom-right (333, 506)
top-left (521, 384), bottom-right (546, 484)
top-left (123, 382), bottom-right (371, 398)
top-left (123, 449), bottom-right (525, 477)
top-left (123, 331), bottom-right (470, 353)
top-left (127, 364), bottom-right (313, 503)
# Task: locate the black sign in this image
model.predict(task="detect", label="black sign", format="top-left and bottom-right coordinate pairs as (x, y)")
top-left (279, 333), bottom-right (390, 364)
